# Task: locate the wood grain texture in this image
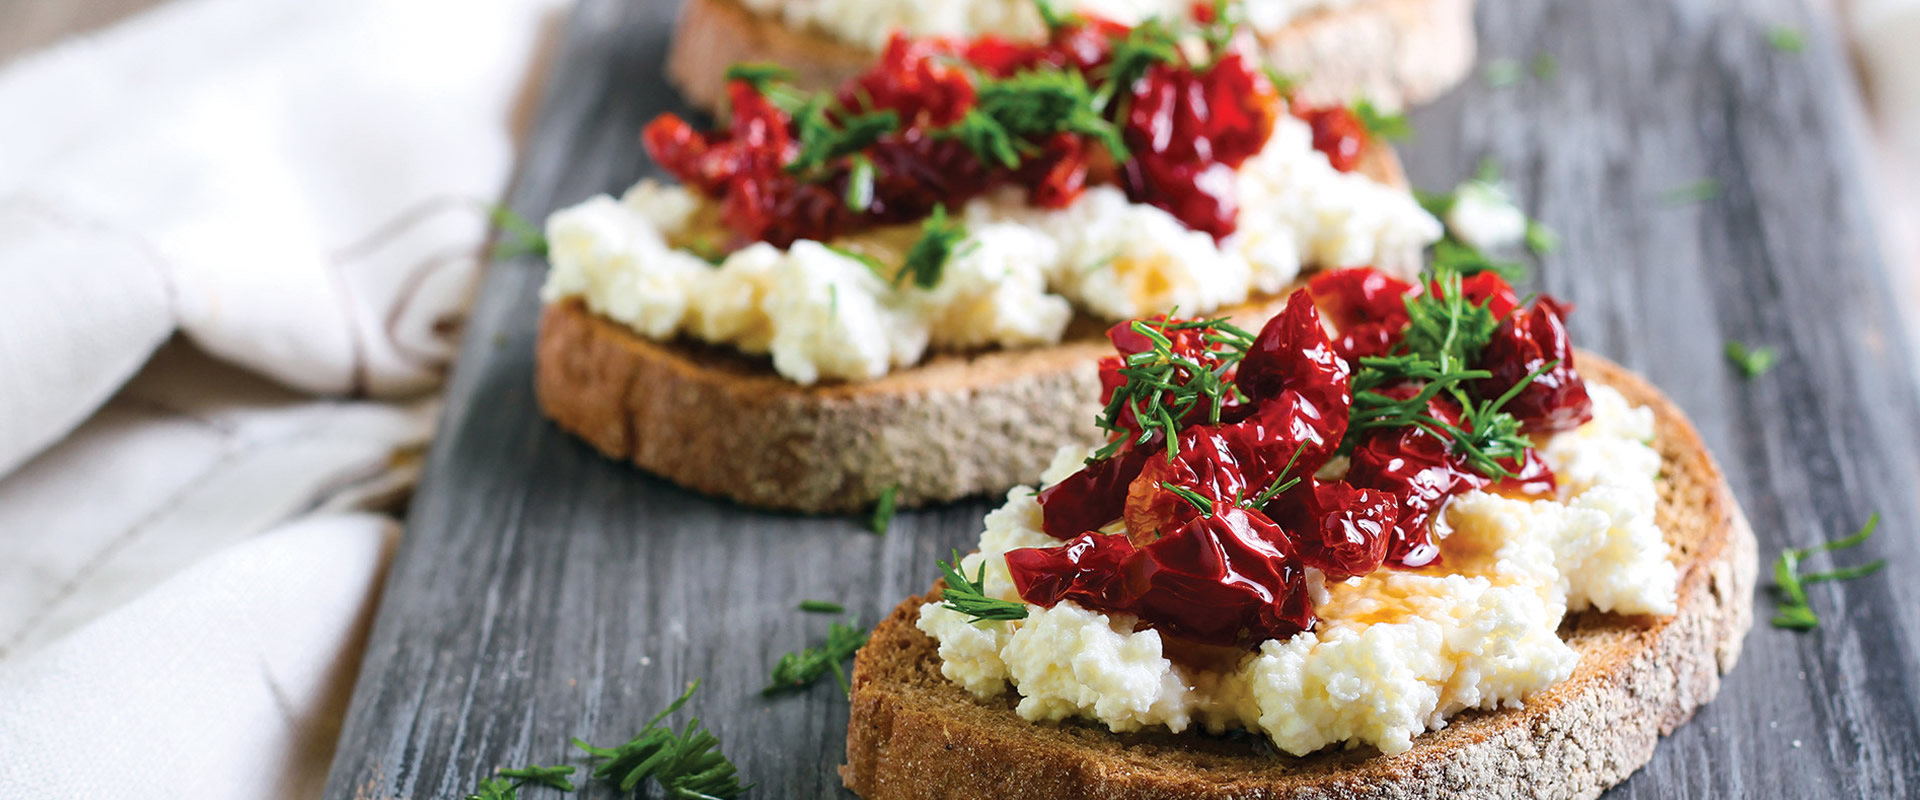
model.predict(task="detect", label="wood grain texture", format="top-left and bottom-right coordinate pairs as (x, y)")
top-left (323, 0), bottom-right (1920, 798)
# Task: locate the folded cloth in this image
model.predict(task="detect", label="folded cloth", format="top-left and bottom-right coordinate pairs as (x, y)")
top-left (0, 0), bottom-right (559, 795)
top-left (0, 514), bottom-right (399, 800)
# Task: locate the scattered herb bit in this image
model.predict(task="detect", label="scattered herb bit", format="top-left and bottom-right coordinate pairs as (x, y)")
top-left (1483, 58), bottom-right (1523, 88)
top-left (1724, 341), bottom-right (1779, 378)
top-left (1246, 442), bottom-right (1309, 509)
top-left (764, 618), bottom-right (868, 696)
top-left (824, 244), bottom-right (885, 274)
top-left (1768, 26), bottom-right (1805, 54)
top-left (1525, 219), bottom-right (1560, 256)
top-left (1353, 99), bottom-right (1412, 141)
top-left (1662, 179), bottom-right (1720, 205)
top-left (896, 204), bottom-right (973, 289)
top-left (844, 153), bottom-right (877, 211)
top-left (1530, 53), bottom-right (1560, 79)
top-left (573, 681), bottom-right (751, 799)
top-left (1098, 19), bottom-right (1182, 112)
top-left (870, 484), bottom-right (900, 534)
top-left (1199, 0), bottom-right (1239, 59)
top-left (724, 62), bottom-right (796, 89)
top-left (466, 778), bottom-right (520, 800)
top-left (936, 549), bottom-right (1030, 624)
top-left (1772, 514), bottom-right (1887, 630)
top-left (1160, 481), bottom-right (1215, 518)
top-left (1031, 0), bottom-right (1082, 32)
top-left (787, 106), bottom-right (900, 177)
top-left (799, 600), bottom-right (846, 614)
top-left (489, 205), bottom-right (548, 261)
top-left (496, 765), bottom-right (576, 792)
top-left (1262, 65), bottom-right (1299, 96)
top-left (686, 236), bottom-right (728, 265)
top-left (1414, 187), bottom-right (1455, 219)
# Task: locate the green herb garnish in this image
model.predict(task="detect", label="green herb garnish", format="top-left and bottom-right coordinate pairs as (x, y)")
top-left (488, 205), bottom-right (548, 261)
top-left (1725, 341), bottom-right (1779, 378)
top-left (799, 600), bottom-right (846, 614)
top-left (724, 62), bottom-right (795, 88)
top-left (1483, 59), bottom-right (1523, 88)
top-left (1768, 26), bottom-right (1805, 54)
top-left (870, 484), bottom-right (900, 534)
top-left (787, 106), bottom-right (899, 176)
top-left (1353, 99), bottom-right (1412, 141)
top-left (1524, 219), bottom-right (1559, 256)
top-left (1662, 179), bottom-right (1720, 205)
top-left (896, 205), bottom-right (971, 289)
top-left (936, 550), bottom-right (1030, 624)
top-left (1089, 316), bottom-right (1256, 462)
top-left (1031, 0), bottom-right (1081, 32)
top-left (764, 618), bottom-right (868, 697)
top-left (1246, 441), bottom-right (1309, 510)
top-left (824, 244), bottom-right (885, 275)
top-left (1772, 514), bottom-right (1886, 630)
top-left (572, 681), bottom-right (751, 799)
top-left (465, 765), bottom-right (576, 800)
top-left (1160, 481), bottom-right (1215, 518)
top-left (1530, 54), bottom-right (1559, 79)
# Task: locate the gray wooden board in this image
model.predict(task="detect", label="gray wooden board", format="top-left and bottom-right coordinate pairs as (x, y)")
top-left (323, 0), bottom-right (1920, 797)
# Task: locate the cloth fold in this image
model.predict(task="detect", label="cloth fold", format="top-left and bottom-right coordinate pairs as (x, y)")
top-left (0, 0), bottom-right (559, 796)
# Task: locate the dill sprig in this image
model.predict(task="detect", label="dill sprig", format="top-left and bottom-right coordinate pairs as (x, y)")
top-left (466, 765), bottom-right (575, 800)
top-left (798, 600), bottom-right (845, 614)
top-left (572, 681), bottom-right (751, 799)
top-left (1401, 265), bottom-right (1502, 372)
top-left (1090, 316), bottom-right (1256, 463)
top-left (1245, 441), bottom-right (1309, 510)
top-left (1031, 0), bottom-right (1081, 31)
top-left (936, 550), bottom-right (1029, 624)
top-left (1725, 341), bottom-right (1778, 379)
top-left (1344, 262), bottom-right (1549, 479)
top-left (1772, 514), bottom-right (1887, 630)
top-left (896, 205), bottom-right (973, 289)
top-left (787, 103), bottom-right (900, 176)
top-left (870, 484), bottom-right (900, 534)
top-left (1094, 18), bottom-right (1181, 114)
top-left (764, 618), bottom-right (868, 697)
top-left (844, 153), bottom-right (877, 211)
top-left (1353, 99), bottom-right (1412, 141)
top-left (1160, 482), bottom-right (1215, 518)
top-left (941, 68), bottom-right (1130, 167)
top-left (488, 205), bottom-right (548, 261)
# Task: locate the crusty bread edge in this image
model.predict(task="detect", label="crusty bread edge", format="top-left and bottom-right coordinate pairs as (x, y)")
top-left (666, 0), bottom-right (1477, 112)
top-left (838, 353), bottom-right (1759, 800)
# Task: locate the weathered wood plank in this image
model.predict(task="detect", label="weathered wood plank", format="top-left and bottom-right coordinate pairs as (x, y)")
top-left (324, 0), bottom-right (1920, 797)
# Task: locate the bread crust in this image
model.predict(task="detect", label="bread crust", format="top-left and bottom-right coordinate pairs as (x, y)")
top-left (666, 0), bottom-right (1477, 112)
top-left (838, 353), bottom-right (1758, 800)
top-left (534, 145), bottom-right (1403, 513)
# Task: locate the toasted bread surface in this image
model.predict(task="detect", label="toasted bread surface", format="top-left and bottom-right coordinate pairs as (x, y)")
top-left (667, 0), bottom-right (1476, 112)
top-left (534, 147), bottom-right (1402, 513)
top-left (839, 354), bottom-right (1757, 800)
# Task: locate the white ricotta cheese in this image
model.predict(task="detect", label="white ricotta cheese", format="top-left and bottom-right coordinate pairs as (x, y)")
top-left (915, 382), bottom-right (1678, 756)
top-left (543, 117), bottom-right (1439, 384)
top-left (735, 0), bottom-right (1359, 51)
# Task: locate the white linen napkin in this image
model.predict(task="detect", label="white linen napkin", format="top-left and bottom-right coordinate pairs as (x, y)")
top-left (0, 0), bottom-right (559, 795)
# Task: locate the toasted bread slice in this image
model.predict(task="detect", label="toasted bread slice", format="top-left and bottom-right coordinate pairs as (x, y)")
top-left (666, 0), bottom-right (1477, 112)
top-left (535, 147), bottom-right (1403, 513)
top-left (840, 353), bottom-right (1758, 800)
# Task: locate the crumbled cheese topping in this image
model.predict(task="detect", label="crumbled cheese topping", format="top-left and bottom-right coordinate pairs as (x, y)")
top-left (1443, 180), bottom-right (1530, 252)
top-left (734, 0), bottom-right (1361, 51)
top-left (542, 118), bottom-right (1439, 384)
top-left (915, 382), bottom-right (1677, 756)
